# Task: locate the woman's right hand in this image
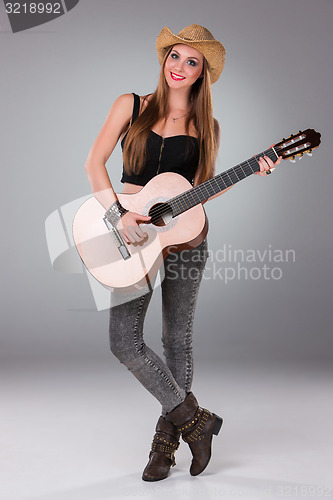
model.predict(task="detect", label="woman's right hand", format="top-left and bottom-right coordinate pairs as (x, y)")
top-left (117, 211), bottom-right (151, 244)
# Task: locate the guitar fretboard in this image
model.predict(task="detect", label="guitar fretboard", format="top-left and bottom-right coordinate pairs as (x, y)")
top-left (169, 147), bottom-right (279, 217)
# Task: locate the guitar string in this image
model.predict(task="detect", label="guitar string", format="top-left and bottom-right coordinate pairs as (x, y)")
top-left (148, 154), bottom-right (267, 221)
top-left (149, 170), bottom-right (251, 221)
top-left (134, 139), bottom-right (311, 223)
top-left (147, 135), bottom-right (313, 221)
top-left (148, 155), bottom-right (268, 220)
top-left (148, 134), bottom-right (311, 217)
top-left (146, 147), bottom-right (279, 221)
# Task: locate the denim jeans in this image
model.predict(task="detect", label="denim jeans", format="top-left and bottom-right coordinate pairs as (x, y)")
top-left (109, 238), bottom-right (208, 415)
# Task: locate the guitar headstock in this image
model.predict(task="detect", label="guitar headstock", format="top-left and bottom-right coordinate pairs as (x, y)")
top-left (275, 129), bottom-right (321, 163)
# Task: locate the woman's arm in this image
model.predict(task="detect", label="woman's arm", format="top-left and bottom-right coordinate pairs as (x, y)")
top-left (84, 94), bottom-right (150, 243)
top-left (84, 93), bottom-right (133, 209)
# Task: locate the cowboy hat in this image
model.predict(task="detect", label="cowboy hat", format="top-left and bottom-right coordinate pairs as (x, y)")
top-left (156, 24), bottom-right (226, 84)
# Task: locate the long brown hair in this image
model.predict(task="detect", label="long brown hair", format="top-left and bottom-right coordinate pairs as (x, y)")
top-left (123, 47), bottom-right (217, 184)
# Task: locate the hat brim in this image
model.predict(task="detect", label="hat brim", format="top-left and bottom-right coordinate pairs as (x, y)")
top-left (156, 27), bottom-right (225, 84)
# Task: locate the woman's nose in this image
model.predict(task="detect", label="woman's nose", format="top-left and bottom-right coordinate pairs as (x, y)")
top-left (174, 59), bottom-right (184, 72)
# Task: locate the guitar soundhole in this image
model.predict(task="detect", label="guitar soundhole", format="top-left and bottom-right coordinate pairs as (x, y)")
top-left (148, 202), bottom-right (173, 227)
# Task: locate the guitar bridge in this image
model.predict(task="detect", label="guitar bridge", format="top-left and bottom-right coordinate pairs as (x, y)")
top-left (103, 217), bottom-right (131, 261)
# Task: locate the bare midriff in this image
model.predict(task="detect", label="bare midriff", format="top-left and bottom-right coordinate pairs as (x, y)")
top-left (122, 182), bottom-right (143, 194)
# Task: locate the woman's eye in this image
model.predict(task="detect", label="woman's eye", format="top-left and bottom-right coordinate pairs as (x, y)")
top-left (187, 60), bottom-right (197, 66)
top-left (171, 53), bottom-right (178, 59)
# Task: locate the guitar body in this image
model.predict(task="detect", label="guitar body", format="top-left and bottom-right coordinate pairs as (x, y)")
top-left (73, 173), bottom-right (207, 290)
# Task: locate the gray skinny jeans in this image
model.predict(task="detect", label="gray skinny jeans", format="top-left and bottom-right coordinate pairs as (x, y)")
top-left (109, 239), bottom-right (208, 415)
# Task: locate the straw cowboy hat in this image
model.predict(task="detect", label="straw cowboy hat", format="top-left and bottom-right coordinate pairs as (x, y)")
top-left (156, 24), bottom-right (226, 84)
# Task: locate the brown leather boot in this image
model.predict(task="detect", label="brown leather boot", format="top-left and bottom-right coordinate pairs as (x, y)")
top-left (142, 416), bottom-right (180, 481)
top-left (166, 392), bottom-right (223, 476)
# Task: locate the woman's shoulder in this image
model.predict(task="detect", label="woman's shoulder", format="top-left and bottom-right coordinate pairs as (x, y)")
top-left (107, 93), bottom-right (138, 131)
top-left (111, 93), bottom-right (135, 114)
top-left (112, 92), bottom-right (153, 116)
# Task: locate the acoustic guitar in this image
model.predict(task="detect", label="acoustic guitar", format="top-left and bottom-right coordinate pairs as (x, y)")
top-left (73, 129), bottom-right (321, 291)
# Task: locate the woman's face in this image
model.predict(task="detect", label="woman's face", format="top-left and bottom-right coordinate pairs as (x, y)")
top-left (164, 44), bottom-right (204, 90)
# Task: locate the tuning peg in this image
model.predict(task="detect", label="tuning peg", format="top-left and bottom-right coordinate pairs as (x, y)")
top-left (290, 156), bottom-right (296, 163)
top-left (306, 150), bottom-right (312, 156)
top-left (298, 153), bottom-right (304, 160)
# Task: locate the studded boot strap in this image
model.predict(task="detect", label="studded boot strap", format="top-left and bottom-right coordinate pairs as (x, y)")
top-left (150, 434), bottom-right (180, 461)
top-left (177, 407), bottom-right (211, 443)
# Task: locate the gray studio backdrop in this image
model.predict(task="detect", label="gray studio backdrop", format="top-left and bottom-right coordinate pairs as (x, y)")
top-left (1, 0), bottom-right (332, 372)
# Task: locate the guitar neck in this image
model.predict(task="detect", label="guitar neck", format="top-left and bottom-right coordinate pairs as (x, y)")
top-left (169, 146), bottom-right (279, 217)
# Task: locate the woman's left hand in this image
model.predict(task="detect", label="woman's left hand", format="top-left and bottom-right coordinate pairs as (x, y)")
top-left (255, 153), bottom-right (282, 176)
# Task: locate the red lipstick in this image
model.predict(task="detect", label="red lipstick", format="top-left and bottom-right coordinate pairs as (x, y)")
top-left (170, 72), bottom-right (185, 81)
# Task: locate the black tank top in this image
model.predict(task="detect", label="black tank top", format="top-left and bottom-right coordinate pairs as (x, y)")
top-left (120, 93), bottom-right (200, 186)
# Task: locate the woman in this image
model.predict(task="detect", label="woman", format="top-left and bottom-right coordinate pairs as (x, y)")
top-left (84, 24), bottom-right (281, 481)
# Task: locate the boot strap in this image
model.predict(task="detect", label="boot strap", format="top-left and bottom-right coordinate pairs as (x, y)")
top-left (153, 435), bottom-right (180, 449)
top-left (176, 406), bottom-right (203, 433)
top-left (150, 434), bottom-right (179, 460)
top-left (151, 441), bottom-right (179, 462)
top-left (179, 408), bottom-right (211, 443)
